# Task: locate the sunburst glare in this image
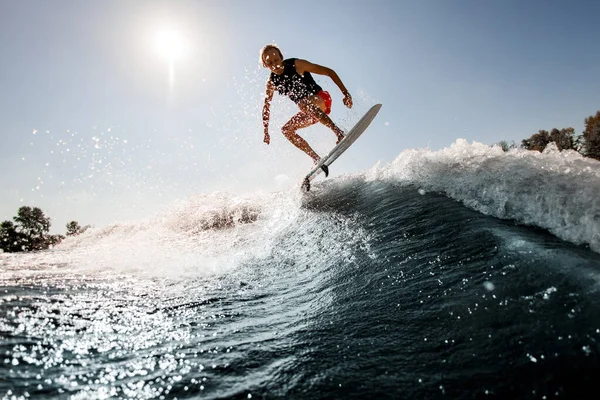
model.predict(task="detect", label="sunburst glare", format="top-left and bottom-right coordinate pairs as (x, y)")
top-left (154, 28), bottom-right (189, 91)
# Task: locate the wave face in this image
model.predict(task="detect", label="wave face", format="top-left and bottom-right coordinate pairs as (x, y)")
top-left (2, 140), bottom-right (600, 399)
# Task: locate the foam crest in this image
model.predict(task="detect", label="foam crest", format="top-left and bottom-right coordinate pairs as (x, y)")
top-left (3, 189), bottom-right (307, 279)
top-left (368, 139), bottom-right (600, 252)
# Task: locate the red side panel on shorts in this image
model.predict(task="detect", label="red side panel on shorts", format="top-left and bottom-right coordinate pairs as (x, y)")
top-left (317, 90), bottom-right (332, 114)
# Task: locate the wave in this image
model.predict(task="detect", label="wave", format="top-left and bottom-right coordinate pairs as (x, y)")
top-left (7, 138), bottom-right (596, 278)
top-left (362, 139), bottom-right (600, 252)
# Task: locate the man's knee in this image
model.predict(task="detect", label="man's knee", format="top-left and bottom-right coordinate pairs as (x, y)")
top-left (282, 124), bottom-right (294, 139)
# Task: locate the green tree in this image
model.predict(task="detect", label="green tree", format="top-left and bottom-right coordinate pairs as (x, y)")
top-left (522, 130), bottom-right (551, 152)
top-left (13, 206), bottom-right (51, 251)
top-left (583, 111), bottom-right (600, 160)
top-left (0, 221), bottom-right (25, 253)
top-left (47, 233), bottom-right (65, 248)
top-left (549, 127), bottom-right (576, 151)
top-left (573, 134), bottom-right (585, 153)
top-left (0, 206), bottom-right (72, 253)
top-left (521, 128), bottom-right (582, 153)
top-left (66, 221), bottom-right (89, 236)
top-left (496, 140), bottom-right (517, 152)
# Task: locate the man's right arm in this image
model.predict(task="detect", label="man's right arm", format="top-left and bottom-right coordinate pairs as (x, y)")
top-left (263, 80), bottom-right (275, 144)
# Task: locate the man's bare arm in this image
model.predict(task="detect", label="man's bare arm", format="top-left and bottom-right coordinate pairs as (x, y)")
top-left (295, 59), bottom-right (353, 108)
top-left (263, 80), bottom-right (275, 144)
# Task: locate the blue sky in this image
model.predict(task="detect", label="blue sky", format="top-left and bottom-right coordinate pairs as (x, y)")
top-left (1, 0), bottom-right (599, 232)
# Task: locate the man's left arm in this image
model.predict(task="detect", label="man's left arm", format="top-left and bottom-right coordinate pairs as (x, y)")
top-left (295, 59), bottom-right (353, 108)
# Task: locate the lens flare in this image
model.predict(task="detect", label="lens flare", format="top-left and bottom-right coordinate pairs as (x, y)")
top-left (154, 29), bottom-right (188, 63)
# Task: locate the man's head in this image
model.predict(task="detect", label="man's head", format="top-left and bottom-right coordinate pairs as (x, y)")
top-left (260, 44), bottom-right (284, 72)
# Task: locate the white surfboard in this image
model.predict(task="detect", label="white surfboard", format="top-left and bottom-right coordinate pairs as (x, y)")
top-left (302, 103), bottom-right (382, 191)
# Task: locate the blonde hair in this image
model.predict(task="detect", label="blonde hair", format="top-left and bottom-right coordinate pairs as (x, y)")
top-left (259, 44), bottom-right (283, 67)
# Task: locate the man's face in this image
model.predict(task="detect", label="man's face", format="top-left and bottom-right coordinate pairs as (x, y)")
top-left (263, 48), bottom-right (283, 73)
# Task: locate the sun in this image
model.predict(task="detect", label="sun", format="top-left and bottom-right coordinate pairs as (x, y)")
top-left (154, 29), bottom-right (189, 64)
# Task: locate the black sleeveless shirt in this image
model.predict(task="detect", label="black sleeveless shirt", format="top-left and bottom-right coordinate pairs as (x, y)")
top-left (270, 58), bottom-right (322, 103)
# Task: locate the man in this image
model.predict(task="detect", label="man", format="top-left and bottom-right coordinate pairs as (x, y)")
top-left (260, 44), bottom-right (353, 176)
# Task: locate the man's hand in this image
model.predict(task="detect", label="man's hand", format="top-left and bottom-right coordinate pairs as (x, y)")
top-left (343, 93), bottom-right (353, 108)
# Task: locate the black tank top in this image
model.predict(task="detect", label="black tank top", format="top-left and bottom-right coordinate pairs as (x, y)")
top-left (270, 58), bottom-right (322, 103)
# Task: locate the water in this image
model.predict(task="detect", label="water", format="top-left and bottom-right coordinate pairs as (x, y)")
top-left (2, 140), bottom-right (600, 399)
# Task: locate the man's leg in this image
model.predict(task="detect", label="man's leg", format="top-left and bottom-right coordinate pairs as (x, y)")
top-left (282, 112), bottom-right (321, 162)
top-left (298, 96), bottom-right (345, 144)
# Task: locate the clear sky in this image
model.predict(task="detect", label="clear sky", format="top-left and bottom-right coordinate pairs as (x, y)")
top-left (1, 0), bottom-right (599, 233)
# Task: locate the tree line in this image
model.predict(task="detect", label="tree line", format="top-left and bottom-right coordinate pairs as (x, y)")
top-left (0, 206), bottom-right (89, 253)
top-left (497, 110), bottom-right (600, 159)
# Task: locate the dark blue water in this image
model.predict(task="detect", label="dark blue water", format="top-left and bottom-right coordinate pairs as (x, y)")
top-left (2, 143), bottom-right (600, 399)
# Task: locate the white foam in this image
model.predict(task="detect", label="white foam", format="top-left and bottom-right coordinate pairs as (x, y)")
top-left (35, 190), bottom-right (303, 278)
top-left (1, 181), bottom-right (379, 284)
top-left (366, 138), bottom-right (600, 252)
